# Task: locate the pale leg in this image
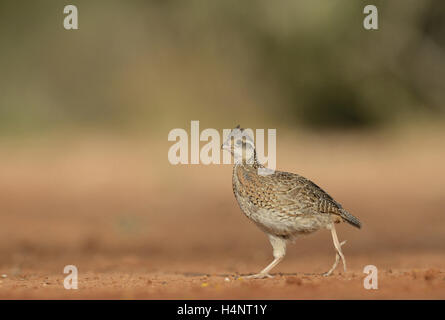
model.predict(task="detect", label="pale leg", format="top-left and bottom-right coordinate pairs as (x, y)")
top-left (323, 224), bottom-right (347, 276)
top-left (246, 235), bottom-right (286, 279)
top-left (323, 240), bottom-right (346, 276)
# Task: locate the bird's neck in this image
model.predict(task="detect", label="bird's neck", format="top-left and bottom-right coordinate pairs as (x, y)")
top-left (236, 149), bottom-right (263, 170)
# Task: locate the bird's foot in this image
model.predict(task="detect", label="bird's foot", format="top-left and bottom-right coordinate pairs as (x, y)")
top-left (322, 270), bottom-right (334, 277)
top-left (244, 272), bottom-right (274, 279)
top-left (323, 267), bottom-right (348, 277)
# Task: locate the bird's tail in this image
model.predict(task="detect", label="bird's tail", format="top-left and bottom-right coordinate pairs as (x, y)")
top-left (340, 209), bottom-right (362, 229)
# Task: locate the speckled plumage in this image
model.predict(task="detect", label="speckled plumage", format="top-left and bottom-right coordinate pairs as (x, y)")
top-left (232, 160), bottom-right (361, 240)
top-left (222, 125), bottom-right (361, 278)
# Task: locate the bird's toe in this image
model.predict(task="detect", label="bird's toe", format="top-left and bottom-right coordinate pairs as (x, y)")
top-left (245, 273), bottom-right (274, 279)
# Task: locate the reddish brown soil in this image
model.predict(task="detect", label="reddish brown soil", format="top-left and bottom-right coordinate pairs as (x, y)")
top-left (0, 131), bottom-right (444, 299)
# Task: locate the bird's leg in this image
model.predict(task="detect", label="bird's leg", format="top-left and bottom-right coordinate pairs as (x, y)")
top-left (323, 240), bottom-right (346, 277)
top-left (332, 225), bottom-right (347, 272)
top-left (323, 224), bottom-right (347, 276)
top-left (245, 235), bottom-right (286, 279)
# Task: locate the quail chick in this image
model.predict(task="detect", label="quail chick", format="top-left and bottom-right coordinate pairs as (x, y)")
top-left (221, 125), bottom-right (361, 278)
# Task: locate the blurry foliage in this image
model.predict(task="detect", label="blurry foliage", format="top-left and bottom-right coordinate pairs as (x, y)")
top-left (0, 0), bottom-right (444, 134)
top-left (235, 1), bottom-right (445, 129)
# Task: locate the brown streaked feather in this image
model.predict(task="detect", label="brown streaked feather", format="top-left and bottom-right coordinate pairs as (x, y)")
top-left (233, 163), bottom-right (361, 229)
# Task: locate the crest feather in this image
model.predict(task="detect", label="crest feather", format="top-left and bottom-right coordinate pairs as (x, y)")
top-left (235, 124), bottom-right (244, 131)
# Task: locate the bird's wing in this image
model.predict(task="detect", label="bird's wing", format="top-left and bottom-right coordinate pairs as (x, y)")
top-left (263, 171), bottom-right (344, 217)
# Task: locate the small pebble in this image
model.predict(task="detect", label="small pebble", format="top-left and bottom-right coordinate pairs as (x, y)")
top-left (1, 274), bottom-right (7, 278)
top-left (224, 277), bottom-right (230, 282)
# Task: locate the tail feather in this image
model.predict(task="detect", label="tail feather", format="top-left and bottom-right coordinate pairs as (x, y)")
top-left (340, 209), bottom-right (362, 229)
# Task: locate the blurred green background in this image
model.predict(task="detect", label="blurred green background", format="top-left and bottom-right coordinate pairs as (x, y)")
top-left (1, 0), bottom-right (444, 136)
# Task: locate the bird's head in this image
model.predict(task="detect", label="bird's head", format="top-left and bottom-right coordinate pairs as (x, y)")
top-left (221, 125), bottom-right (256, 163)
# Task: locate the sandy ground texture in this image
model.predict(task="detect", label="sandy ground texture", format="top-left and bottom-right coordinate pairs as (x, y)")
top-left (0, 129), bottom-right (445, 299)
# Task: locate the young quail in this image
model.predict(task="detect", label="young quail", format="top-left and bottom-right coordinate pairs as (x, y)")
top-left (221, 125), bottom-right (361, 278)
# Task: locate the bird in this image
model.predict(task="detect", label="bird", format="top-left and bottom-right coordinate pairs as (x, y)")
top-left (221, 125), bottom-right (361, 279)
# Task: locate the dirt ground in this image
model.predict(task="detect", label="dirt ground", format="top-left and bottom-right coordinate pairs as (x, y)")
top-left (0, 129), bottom-right (444, 299)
